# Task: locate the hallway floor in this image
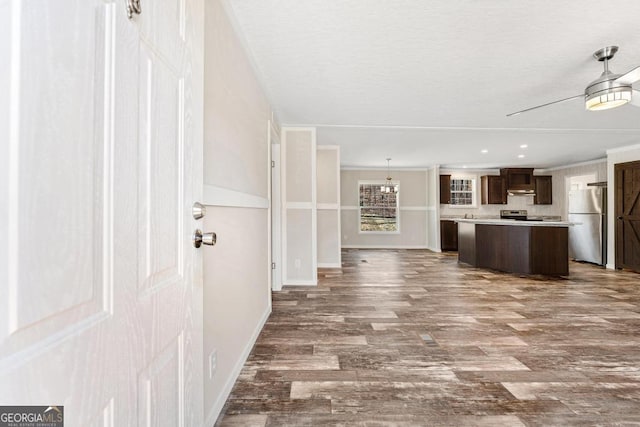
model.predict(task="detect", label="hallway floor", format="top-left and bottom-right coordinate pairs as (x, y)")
top-left (217, 249), bottom-right (640, 426)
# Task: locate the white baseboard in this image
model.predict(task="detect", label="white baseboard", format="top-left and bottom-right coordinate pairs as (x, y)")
top-left (606, 263), bottom-right (616, 270)
top-left (282, 280), bottom-right (318, 286)
top-left (341, 245), bottom-right (431, 250)
top-left (204, 305), bottom-right (271, 427)
top-left (318, 263), bottom-right (341, 268)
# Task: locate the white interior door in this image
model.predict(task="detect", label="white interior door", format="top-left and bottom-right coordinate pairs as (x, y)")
top-left (132, 0), bottom-right (203, 424)
top-left (0, 0), bottom-right (203, 424)
top-left (271, 143), bottom-right (282, 291)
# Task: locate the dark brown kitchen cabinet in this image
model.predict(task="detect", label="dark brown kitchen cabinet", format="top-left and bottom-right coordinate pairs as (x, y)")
top-left (440, 174), bottom-right (451, 204)
top-left (440, 220), bottom-right (458, 251)
top-left (481, 175), bottom-right (507, 204)
top-left (534, 175), bottom-right (552, 205)
top-left (501, 168), bottom-right (535, 191)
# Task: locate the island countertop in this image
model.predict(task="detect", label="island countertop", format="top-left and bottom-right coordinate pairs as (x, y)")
top-left (455, 218), bottom-right (571, 227)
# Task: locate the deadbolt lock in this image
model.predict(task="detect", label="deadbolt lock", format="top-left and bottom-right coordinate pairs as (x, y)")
top-left (192, 202), bottom-right (206, 220)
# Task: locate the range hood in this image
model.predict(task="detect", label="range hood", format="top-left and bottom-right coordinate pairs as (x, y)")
top-left (507, 188), bottom-right (535, 196)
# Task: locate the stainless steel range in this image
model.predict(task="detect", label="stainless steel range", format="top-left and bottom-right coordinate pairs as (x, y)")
top-left (500, 210), bottom-right (543, 221)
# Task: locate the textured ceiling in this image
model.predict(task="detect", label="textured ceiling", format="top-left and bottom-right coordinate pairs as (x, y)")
top-left (223, 0), bottom-right (640, 168)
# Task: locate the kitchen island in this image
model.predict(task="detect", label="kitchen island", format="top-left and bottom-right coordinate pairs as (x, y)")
top-left (456, 219), bottom-right (570, 276)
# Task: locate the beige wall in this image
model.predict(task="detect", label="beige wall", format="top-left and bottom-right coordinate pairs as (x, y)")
top-left (341, 170), bottom-right (433, 248)
top-left (204, 0), bottom-right (270, 199)
top-left (203, 1), bottom-right (272, 424)
top-left (607, 145), bottom-right (640, 269)
top-left (202, 208), bottom-right (269, 423)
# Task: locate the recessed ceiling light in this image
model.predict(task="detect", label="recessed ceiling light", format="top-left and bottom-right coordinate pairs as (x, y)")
top-left (520, 144), bottom-right (528, 149)
top-left (518, 154), bottom-right (525, 158)
top-left (481, 149), bottom-right (488, 154)
top-left (462, 165), bottom-right (467, 168)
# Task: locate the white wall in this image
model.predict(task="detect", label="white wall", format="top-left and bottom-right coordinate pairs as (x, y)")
top-left (202, 1), bottom-right (272, 424)
top-left (341, 170), bottom-right (434, 249)
top-left (606, 144), bottom-right (640, 269)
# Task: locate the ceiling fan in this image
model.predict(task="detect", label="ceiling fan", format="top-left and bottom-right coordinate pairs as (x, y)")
top-left (507, 46), bottom-right (640, 116)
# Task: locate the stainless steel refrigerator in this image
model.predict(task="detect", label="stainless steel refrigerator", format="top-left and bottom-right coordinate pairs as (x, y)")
top-left (568, 185), bottom-right (607, 265)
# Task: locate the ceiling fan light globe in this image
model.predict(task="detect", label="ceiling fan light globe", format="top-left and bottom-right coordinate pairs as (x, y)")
top-left (585, 87), bottom-right (632, 111)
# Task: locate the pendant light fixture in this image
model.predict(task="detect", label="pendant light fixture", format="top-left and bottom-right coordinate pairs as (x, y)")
top-left (380, 158), bottom-right (398, 194)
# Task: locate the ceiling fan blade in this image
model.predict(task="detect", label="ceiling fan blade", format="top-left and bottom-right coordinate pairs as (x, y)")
top-left (506, 94), bottom-right (584, 117)
top-left (615, 65), bottom-right (640, 85)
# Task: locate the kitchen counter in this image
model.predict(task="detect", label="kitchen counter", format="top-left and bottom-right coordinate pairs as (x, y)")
top-left (455, 218), bottom-right (571, 227)
top-left (457, 220), bottom-right (569, 276)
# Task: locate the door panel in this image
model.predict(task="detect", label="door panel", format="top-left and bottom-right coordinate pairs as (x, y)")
top-left (137, 333), bottom-right (184, 427)
top-left (0, 2), bottom-right (120, 422)
top-left (138, 45), bottom-right (184, 293)
top-left (0, 0), bottom-right (203, 424)
top-left (1, 0), bottom-right (113, 352)
top-left (135, 0), bottom-right (199, 424)
top-left (615, 160), bottom-right (640, 272)
top-left (137, 0), bottom-right (186, 64)
top-left (3, 0), bottom-right (113, 340)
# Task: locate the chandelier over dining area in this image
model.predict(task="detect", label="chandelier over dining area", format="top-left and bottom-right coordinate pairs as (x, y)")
top-left (380, 158), bottom-right (398, 193)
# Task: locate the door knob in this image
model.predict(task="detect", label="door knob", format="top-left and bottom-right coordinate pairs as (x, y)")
top-left (193, 229), bottom-right (216, 248)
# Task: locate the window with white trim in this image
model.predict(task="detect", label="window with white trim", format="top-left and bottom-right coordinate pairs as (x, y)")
top-left (359, 182), bottom-right (399, 232)
top-left (449, 178), bottom-right (476, 206)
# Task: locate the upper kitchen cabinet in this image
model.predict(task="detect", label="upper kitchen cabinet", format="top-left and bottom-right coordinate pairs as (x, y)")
top-left (481, 175), bottom-right (507, 204)
top-left (534, 175), bottom-right (553, 205)
top-left (440, 174), bottom-right (451, 204)
top-left (501, 168), bottom-right (535, 193)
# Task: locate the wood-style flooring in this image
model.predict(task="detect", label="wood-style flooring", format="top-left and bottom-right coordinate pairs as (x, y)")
top-left (216, 249), bottom-right (640, 426)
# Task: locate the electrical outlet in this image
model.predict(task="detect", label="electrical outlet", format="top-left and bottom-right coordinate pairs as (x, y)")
top-left (209, 350), bottom-right (217, 379)
top-left (294, 259), bottom-right (301, 269)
